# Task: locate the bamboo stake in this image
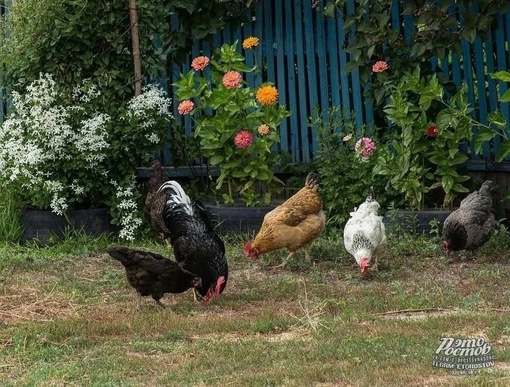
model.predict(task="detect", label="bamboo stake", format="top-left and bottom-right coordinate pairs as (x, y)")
top-left (128, 0), bottom-right (142, 96)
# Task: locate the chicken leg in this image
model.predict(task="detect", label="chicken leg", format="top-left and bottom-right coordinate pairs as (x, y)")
top-left (136, 292), bottom-right (142, 310)
top-left (371, 255), bottom-right (379, 272)
top-left (193, 288), bottom-right (200, 302)
top-left (304, 247), bottom-right (312, 263)
top-left (271, 251), bottom-right (295, 269)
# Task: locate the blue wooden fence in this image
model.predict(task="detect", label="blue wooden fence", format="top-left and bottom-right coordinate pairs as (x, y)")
top-left (167, 0), bottom-right (510, 171)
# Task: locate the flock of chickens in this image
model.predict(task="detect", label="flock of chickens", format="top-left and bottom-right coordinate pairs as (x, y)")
top-left (108, 169), bottom-right (496, 309)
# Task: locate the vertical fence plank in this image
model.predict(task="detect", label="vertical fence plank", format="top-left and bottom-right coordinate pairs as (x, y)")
top-left (345, 0), bottom-right (363, 128)
top-left (303, 0), bottom-right (319, 154)
top-left (293, 0), bottom-right (310, 162)
top-left (314, 6), bottom-right (330, 112)
top-left (273, 0), bottom-right (291, 158)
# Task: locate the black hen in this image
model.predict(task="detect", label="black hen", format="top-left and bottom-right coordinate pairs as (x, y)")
top-left (442, 180), bottom-right (496, 253)
top-left (108, 245), bottom-right (202, 309)
top-left (157, 181), bottom-right (228, 303)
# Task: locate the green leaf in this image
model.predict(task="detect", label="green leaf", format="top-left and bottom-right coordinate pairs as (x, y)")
top-left (488, 111), bottom-right (506, 129)
top-left (474, 128), bottom-right (495, 154)
top-left (495, 139), bottom-right (510, 162)
top-left (442, 175), bottom-right (454, 193)
top-left (500, 89), bottom-right (510, 103)
top-left (209, 155), bottom-right (224, 165)
top-left (490, 71), bottom-right (510, 82)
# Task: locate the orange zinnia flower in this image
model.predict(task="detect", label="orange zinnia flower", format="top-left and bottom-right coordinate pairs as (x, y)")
top-left (256, 85), bottom-right (278, 106)
top-left (242, 36), bottom-right (259, 49)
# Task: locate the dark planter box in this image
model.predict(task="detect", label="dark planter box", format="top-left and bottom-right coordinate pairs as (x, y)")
top-left (205, 205), bottom-right (274, 235)
top-left (383, 209), bottom-right (452, 235)
top-left (21, 208), bottom-right (116, 244)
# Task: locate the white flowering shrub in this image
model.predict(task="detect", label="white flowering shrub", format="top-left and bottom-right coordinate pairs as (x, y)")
top-left (0, 73), bottom-right (173, 240)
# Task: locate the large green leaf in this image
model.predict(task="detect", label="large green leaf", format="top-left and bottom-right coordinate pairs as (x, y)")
top-left (495, 139), bottom-right (510, 162)
top-left (474, 128), bottom-right (495, 154)
top-left (490, 71), bottom-right (510, 82)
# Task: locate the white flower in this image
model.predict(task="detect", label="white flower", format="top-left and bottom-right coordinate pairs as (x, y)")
top-left (0, 73), bottom-right (172, 241)
top-left (127, 84), bottom-right (173, 119)
top-left (146, 133), bottom-right (160, 144)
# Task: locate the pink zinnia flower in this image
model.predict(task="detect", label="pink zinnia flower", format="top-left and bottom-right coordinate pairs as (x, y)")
top-left (426, 125), bottom-right (439, 138)
top-left (234, 130), bottom-right (253, 149)
top-left (222, 71), bottom-right (243, 89)
top-left (372, 60), bottom-right (388, 73)
top-left (178, 100), bottom-right (194, 115)
top-left (355, 137), bottom-right (376, 158)
top-left (257, 124), bottom-right (270, 136)
top-left (191, 56), bottom-right (210, 71)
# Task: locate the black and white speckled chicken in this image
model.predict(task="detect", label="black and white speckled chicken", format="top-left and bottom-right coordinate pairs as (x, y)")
top-left (158, 181), bottom-right (228, 303)
top-left (442, 180), bottom-right (495, 254)
top-left (343, 195), bottom-right (386, 276)
top-left (108, 245), bottom-right (202, 309)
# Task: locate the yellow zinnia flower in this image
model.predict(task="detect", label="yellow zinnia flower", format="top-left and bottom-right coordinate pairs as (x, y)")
top-left (256, 85), bottom-right (278, 106)
top-left (242, 36), bottom-right (259, 49)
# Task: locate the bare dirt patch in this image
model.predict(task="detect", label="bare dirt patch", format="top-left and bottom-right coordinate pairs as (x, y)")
top-left (0, 282), bottom-right (81, 322)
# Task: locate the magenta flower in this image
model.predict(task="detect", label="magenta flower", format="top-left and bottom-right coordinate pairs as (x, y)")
top-left (234, 130), bottom-right (253, 149)
top-left (222, 71), bottom-right (243, 89)
top-left (372, 61), bottom-right (388, 73)
top-left (178, 100), bottom-right (194, 115)
top-left (355, 137), bottom-right (376, 158)
top-left (191, 56), bottom-right (210, 71)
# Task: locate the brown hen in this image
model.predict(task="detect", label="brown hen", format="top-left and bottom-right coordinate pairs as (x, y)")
top-left (243, 172), bottom-right (326, 268)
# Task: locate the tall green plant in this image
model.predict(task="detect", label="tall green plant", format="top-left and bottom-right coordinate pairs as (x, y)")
top-left (0, 188), bottom-right (23, 244)
top-left (0, 0), bottom-right (166, 103)
top-left (374, 67), bottom-right (509, 209)
top-left (310, 106), bottom-right (389, 227)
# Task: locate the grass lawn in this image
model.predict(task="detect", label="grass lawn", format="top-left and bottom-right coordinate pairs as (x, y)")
top-left (0, 229), bottom-right (509, 386)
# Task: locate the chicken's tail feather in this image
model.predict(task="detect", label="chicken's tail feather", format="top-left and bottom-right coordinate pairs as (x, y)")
top-left (157, 180), bottom-right (194, 217)
top-left (305, 172), bottom-right (320, 190)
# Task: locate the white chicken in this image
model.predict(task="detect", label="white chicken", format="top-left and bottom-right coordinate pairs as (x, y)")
top-left (343, 196), bottom-right (386, 276)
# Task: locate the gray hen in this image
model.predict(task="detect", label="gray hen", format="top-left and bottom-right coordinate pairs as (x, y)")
top-left (442, 180), bottom-right (495, 253)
